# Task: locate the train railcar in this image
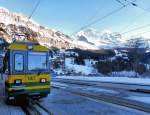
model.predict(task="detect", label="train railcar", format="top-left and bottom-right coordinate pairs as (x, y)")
top-left (3, 42), bottom-right (51, 103)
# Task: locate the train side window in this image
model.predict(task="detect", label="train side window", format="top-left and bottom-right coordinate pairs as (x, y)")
top-left (14, 53), bottom-right (24, 71)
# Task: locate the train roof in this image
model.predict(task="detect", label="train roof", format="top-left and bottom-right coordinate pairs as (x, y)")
top-left (7, 41), bottom-right (49, 52)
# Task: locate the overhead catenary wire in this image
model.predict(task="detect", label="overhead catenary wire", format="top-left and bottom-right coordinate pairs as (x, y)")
top-left (118, 0), bottom-right (150, 36)
top-left (115, 0), bottom-right (146, 33)
top-left (120, 11), bottom-right (148, 33)
top-left (26, 0), bottom-right (41, 26)
top-left (122, 23), bottom-right (150, 35)
top-left (25, 0), bottom-right (41, 39)
top-left (130, 29), bottom-right (150, 37)
top-left (124, 0), bottom-right (150, 13)
top-left (28, 0), bottom-right (41, 20)
top-left (115, 0), bottom-right (149, 32)
top-left (122, 0), bottom-right (150, 29)
top-left (12, 0), bottom-right (41, 41)
top-left (115, 0), bottom-right (126, 6)
top-left (73, 4), bottom-right (105, 32)
top-left (71, 7), bottom-right (125, 36)
top-left (85, 5), bottom-right (105, 24)
top-left (71, 0), bottom-right (134, 36)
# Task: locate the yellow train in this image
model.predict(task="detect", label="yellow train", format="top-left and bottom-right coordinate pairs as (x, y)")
top-left (3, 41), bottom-right (51, 103)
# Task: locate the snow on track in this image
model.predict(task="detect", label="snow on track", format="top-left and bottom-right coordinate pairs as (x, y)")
top-left (127, 96), bottom-right (150, 104)
top-left (42, 87), bottom-right (150, 115)
top-left (82, 87), bottom-right (119, 94)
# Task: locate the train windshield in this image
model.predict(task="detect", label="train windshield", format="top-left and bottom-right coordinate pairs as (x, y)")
top-left (28, 52), bottom-right (48, 71)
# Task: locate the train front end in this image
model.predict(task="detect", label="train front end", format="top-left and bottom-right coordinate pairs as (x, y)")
top-left (4, 42), bottom-right (51, 102)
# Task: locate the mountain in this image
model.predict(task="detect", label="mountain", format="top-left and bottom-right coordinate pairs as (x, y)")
top-left (0, 7), bottom-right (125, 50)
top-left (0, 7), bottom-right (81, 49)
top-left (74, 28), bottom-right (150, 49)
top-left (74, 28), bottom-right (125, 49)
top-left (0, 7), bottom-right (149, 50)
top-left (124, 37), bottom-right (150, 48)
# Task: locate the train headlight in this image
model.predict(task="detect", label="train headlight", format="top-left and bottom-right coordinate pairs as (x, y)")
top-left (27, 45), bottom-right (33, 50)
top-left (40, 78), bottom-right (46, 83)
top-left (14, 79), bottom-right (22, 84)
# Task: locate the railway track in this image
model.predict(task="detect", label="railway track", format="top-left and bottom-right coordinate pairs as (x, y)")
top-left (52, 83), bottom-right (150, 114)
top-left (21, 98), bottom-right (52, 115)
top-left (53, 78), bottom-right (150, 93)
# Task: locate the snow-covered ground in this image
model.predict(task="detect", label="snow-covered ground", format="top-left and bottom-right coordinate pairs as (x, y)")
top-left (82, 87), bottom-right (119, 94)
top-left (42, 88), bottom-right (148, 115)
top-left (56, 76), bottom-right (150, 85)
top-left (127, 96), bottom-right (150, 104)
top-left (52, 80), bottom-right (150, 105)
top-left (0, 78), bottom-right (25, 115)
top-left (58, 58), bottom-right (98, 75)
top-left (52, 52), bottom-right (141, 77)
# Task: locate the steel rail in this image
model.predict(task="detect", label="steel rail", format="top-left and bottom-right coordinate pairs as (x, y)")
top-left (52, 78), bottom-right (150, 93)
top-left (52, 84), bottom-right (150, 113)
top-left (21, 98), bottom-right (52, 115)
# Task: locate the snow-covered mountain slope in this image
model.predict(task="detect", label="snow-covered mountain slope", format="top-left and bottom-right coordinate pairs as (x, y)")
top-left (1, 7), bottom-right (149, 50)
top-left (0, 7), bottom-right (79, 49)
top-left (0, 7), bottom-right (124, 50)
top-left (74, 28), bottom-right (150, 49)
top-left (72, 40), bottom-right (99, 50)
top-left (74, 28), bottom-right (125, 49)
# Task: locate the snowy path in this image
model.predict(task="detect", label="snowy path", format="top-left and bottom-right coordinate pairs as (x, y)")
top-left (41, 87), bottom-right (149, 115)
top-left (0, 79), bottom-right (25, 115)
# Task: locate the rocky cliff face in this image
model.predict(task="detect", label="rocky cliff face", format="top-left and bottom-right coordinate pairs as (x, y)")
top-left (0, 7), bottom-right (77, 49)
top-left (1, 7), bottom-right (148, 50)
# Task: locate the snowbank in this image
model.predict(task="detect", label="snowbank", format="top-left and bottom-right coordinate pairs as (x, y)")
top-left (56, 76), bottom-right (150, 85)
top-left (65, 58), bottom-right (97, 75)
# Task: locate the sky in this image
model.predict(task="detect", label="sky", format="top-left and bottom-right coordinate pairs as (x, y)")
top-left (0, 0), bottom-right (150, 38)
